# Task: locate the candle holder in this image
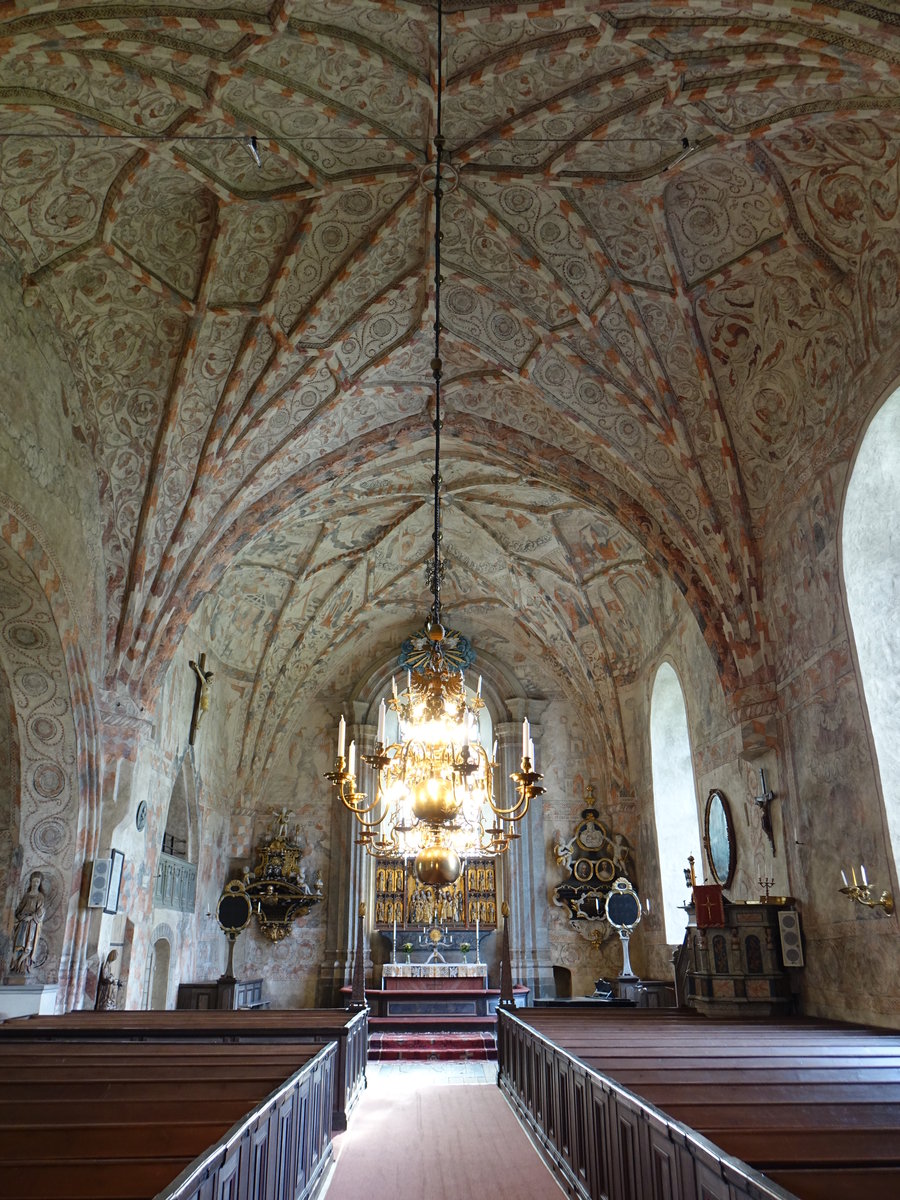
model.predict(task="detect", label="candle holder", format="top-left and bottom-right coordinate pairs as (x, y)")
top-left (758, 875), bottom-right (774, 901)
top-left (839, 864), bottom-right (894, 915)
top-left (509, 755), bottom-right (545, 804)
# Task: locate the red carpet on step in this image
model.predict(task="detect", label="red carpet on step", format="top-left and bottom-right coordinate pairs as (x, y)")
top-left (326, 1080), bottom-right (563, 1199)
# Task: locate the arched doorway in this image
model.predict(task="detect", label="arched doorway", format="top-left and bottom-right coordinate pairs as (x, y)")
top-left (149, 937), bottom-right (171, 1010)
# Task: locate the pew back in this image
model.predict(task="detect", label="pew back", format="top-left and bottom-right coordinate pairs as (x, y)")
top-left (0, 1037), bottom-right (335, 1200)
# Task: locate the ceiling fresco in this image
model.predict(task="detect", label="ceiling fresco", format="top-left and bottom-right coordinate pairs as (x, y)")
top-left (1, 0), bottom-right (899, 790)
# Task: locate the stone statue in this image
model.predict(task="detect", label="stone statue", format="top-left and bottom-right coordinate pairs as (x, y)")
top-left (95, 950), bottom-right (123, 1010)
top-left (611, 832), bottom-right (633, 880)
top-left (9, 871), bottom-right (46, 975)
top-left (553, 831), bottom-right (573, 870)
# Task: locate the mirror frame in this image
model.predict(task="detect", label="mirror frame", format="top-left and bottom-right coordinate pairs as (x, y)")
top-left (703, 788), bottom-right (736, 889)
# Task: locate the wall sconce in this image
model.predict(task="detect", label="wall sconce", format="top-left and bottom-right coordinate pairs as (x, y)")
top-left (840, 864), bottom-right (894, 915)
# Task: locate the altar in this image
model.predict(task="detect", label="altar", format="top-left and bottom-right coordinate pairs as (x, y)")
top-left (382, 962), bottom-right (488, 983)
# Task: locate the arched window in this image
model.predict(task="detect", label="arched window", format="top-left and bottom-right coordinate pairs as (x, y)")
top-left (650, 662), bottom-right (701, 942)
top-left (842, 383), bottom-right (900, 871)
top-left (155, 758), bottom-right (198, 913)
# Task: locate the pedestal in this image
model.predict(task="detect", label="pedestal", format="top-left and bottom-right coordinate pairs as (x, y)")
top-left (0, 982), bottom-right (59, 1019)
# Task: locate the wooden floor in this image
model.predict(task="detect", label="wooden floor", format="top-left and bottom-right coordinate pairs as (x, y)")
top-left (509, 1008), bottom-right (900, 1200)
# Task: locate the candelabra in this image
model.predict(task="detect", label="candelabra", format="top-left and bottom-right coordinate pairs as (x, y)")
top-left (839, 863), bottom-right (894, 915)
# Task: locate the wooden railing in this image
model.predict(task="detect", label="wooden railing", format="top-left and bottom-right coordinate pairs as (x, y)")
top-left (156, 1041), bottom-right (336, 1200)
top-left (497, 1010), bottom-right (796, 1200)
top-left (338, 1008), bottom-right (369, 1129)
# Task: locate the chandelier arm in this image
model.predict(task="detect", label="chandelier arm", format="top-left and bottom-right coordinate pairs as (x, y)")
top-left (491, 796), bottom-right (530, 820)
top-left (337, 790), bottom-right (384, 820)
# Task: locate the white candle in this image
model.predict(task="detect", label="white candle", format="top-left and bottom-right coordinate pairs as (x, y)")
top-left (522, 718), bottom-right (529, 758)
top-left (528, 737), bottom-right (535, 764)
top-left (492, 738), bottom-right (498, 762)
top-left (407, 669), bottom-right (412, 693)
top-left (377, 699), bottom-right (386, 743)
top-left (392, 675), bottom-right (398, 701)
top-left (348, 740), bottom-right (356, 776)
top-left (841, 868), bottom-right (849, 887)
top-left (477, 675), bottom-right (482, 697)
top-left (861, 863), bottom-right (868, 886)
top-left (337, 714), bottom-right (346, 759)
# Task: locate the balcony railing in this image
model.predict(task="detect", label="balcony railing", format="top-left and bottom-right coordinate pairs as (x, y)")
top-left (154, 852), bottom-right (197, 913)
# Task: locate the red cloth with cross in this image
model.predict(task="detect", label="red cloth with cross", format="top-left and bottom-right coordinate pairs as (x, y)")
top-left (693, 884), bottom-right (725, 928)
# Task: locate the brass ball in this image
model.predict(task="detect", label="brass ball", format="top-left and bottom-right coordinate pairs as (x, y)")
top-left (415, 844), bottom-right (461, 886)
top-left (412, 776), bottom-right (461, 824)
top-left (427, 623), bottom-right (445, 642)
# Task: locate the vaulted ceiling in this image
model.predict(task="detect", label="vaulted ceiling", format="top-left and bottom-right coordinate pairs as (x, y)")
top-left (1, 1), bottom-right (898, 784)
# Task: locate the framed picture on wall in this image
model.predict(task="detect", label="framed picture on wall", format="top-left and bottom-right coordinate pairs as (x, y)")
top-left (103, 849), bottom-right (125, 915)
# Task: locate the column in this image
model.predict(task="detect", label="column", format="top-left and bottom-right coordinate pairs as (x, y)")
top-left (316, 709), bottom-right (375, 1005)
top-left (496, 716), bottom-right (555, 999)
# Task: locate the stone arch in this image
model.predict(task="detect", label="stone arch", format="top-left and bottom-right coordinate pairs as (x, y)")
top-left (649, 660), bottom-right (701, 944)
top-left (0, 524), bottom-right (90, 998)
top-left (841, 380), bottom-right (900, 886)
top-left (0, 497), bottom-right (100, 1008)
top-left (0, 657), bottom-right (21, 944)
top-left (142, 921), bottom-right (175, 1010)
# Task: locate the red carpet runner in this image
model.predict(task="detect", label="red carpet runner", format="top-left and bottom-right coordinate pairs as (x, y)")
top-left (325, 1073), bottom-right (563, 1200)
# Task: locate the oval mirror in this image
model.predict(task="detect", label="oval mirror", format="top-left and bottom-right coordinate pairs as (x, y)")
top-left (704, 788), bottom-right (736, 888)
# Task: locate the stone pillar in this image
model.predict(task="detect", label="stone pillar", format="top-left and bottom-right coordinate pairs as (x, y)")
top-left (496, 717), bottom-right (555, 999)
top-left (316, 711), bottom-right (375, 1006)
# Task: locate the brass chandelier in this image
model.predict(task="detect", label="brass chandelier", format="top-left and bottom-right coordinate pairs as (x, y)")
top-left (325, 0), bottom-right (543, 887)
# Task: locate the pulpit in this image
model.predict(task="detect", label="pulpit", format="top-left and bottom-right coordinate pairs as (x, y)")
top-left (682, 897), bottom-right (799, 1016)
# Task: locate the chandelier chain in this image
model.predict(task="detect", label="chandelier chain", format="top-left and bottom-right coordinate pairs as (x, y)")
top-left (325, 0), bottom-right (544, 888)
top-left (431, 0), bottom-right (445, 631)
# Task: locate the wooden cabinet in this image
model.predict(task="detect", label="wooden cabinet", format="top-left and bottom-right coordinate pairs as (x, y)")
top-left (176, 978), bottom-right (265, 1010)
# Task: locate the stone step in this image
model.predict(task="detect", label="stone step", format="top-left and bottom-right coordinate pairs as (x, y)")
top-left (369, 1031), bottom-right (497, 1062)
top-left (368, 1014), bottom-right (497, 1032)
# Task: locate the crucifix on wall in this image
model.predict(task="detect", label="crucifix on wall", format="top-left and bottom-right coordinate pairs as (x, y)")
top-left (753, 767), bottom-right (776, 856)
top-left (188, 653), bottom-right (214, 745)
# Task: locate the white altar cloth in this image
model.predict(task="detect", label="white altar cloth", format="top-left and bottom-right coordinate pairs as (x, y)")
top-left (382, 962), bottom-right (488, 981)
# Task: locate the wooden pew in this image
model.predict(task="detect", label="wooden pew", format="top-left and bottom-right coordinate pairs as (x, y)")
top-left (0, 1038), bottom-right (335, 1200)
top-left (1, 1006), bottom-right (368, 1130)
top-left (498, 1008), bottom-right (900, 1200)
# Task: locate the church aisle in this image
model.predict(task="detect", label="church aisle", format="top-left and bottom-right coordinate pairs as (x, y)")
top-left (324, 1061), bottom-right (565, 1199)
